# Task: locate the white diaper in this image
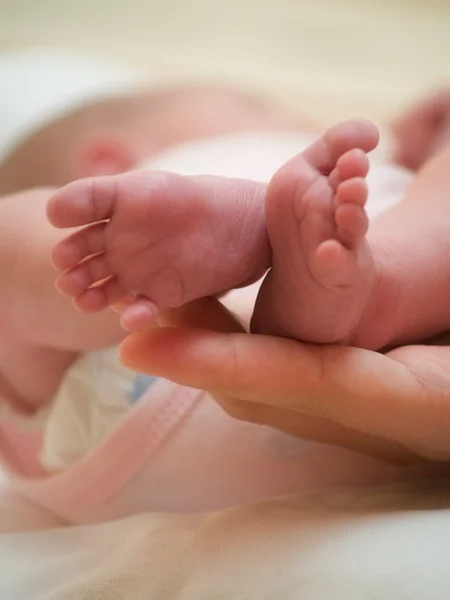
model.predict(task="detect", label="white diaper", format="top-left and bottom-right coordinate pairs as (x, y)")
top-left (0, 49), bottom-right (144, 164)
top-left (41, 348), bottom-right (160, 471)
top-left (39, 130), bottom-right (414, 472)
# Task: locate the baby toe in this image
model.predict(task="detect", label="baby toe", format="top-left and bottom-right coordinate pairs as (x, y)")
top-left (56, 254), bottom-right (111, 297)
top-left (336, 149), bottom-right (369, 181)
top-left (51, 223), bottom-right (107, 271)
top-left (120, 297), bottom-right (159, 331)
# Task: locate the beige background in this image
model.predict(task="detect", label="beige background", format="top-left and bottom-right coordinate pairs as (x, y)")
top-left (0, 0), bottom-right (450, 124)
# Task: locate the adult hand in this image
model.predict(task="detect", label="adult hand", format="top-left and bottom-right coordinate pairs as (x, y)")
top-left (120, 297), bottom-right (450, 464)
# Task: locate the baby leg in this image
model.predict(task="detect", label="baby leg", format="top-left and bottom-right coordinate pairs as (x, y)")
top-left (0, 189), bottom-right (126, 411)
top-left (392, 89), bottom-right (450, 171)
top-left (357, 145), bottom-right (450, 348)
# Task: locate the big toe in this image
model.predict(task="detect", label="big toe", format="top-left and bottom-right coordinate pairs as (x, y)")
top-left (47, 176), bottom-right (117, 228)
top-left (300, 119), bottom-right (378, 174)
top-left (318, 120), bottom-right (379, 168)
top-left (273, 120), bottom-right (378, 194)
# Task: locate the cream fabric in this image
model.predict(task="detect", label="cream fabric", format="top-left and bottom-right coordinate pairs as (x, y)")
top-left (1, 1), bottom-right (449, 125)
top-left (2, 480), bottom-right (450, 599)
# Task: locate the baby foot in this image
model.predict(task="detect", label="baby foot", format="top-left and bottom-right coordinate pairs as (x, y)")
top-left (47, 171), bottom-right (269, 330)
top-left (251, 120), bottom-right (379, 345)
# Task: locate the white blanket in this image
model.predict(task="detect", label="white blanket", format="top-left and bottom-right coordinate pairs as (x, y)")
top-left (2, 479), bottom-right (450, 599)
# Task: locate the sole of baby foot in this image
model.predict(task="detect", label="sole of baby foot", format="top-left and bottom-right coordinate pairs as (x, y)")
top-left (251, 120), bottom-right (379, 345)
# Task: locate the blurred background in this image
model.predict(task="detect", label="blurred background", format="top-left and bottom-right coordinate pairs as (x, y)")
top-left (1, 0), bottom-right (449, 125)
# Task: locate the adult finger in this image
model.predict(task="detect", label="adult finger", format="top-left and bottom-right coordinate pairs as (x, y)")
top-left (122, 298), bottom-right (417, 463)
top-left (215, 394), bottom-right (417, 463)
top-left (120, 325), bottom-right (440, 458)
